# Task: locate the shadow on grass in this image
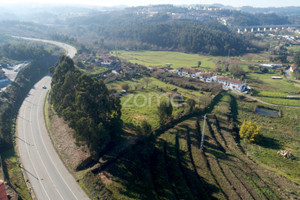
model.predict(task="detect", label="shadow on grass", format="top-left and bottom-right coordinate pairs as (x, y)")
top-left (92, 137), bottom-right (221, 200)
top-left (258, 136), bottom-right (281, 150)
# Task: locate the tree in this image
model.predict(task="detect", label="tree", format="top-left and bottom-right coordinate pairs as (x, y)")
top-left (143, 77), bottom-right (152, 88)
top-left (120, 82), bottom-right (130, 91)
top-left (197, 61), bottom-right (201, 68)
top-left (222, 61), bottom-right (230, 72)
top-left (157, 100), bottom-right (173, 126)
top-left (198, 95), bottom-right (211, 108)
top-left (294, 51), bottom-right (300, 67)
top-left (248, 65), bottom-right (255, 71)
top-left (274, 55), bottom-right (287, 64)
top-left (294, 71), bottom-right (300, 80)
top-left (230, 64), bottom-right (245, 78)
top-left (50, 56), bottom-right (122, 158)
top-left (239, 120), bottom-right (262, 143)
top-left (212, 65), bottom-right (221, 73)
top-left (186, 98), bottom-right (196, 113)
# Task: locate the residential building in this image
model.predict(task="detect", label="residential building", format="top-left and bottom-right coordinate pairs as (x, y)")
top-left (176, 67), bottom-right (198, 78)
top-left (217, 76), bottom-right (247, 92)
top-left (197, 72), bottom-right (215, 82)
top-left (290, 65), bottom-right (300, 72)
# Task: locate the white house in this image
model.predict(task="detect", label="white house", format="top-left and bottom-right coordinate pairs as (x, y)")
top-left (217, 76), bottom-right (247, 92)
top-left (176, 67), bottom-right (198, 78)
top-left (198, 73), bottom-right (215, 82)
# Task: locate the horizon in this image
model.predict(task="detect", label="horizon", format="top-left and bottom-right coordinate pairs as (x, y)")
top-left (0, 0), bottom-right (300, 8)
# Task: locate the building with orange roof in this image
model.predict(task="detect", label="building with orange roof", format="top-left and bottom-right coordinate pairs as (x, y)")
top-left (217, 76), bottom-right (247, 92)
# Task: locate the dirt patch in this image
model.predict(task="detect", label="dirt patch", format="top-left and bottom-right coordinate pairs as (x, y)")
top-left (48, 106), bottom-right (91, 171)
top-left (99, 172), bottom-right (112, 185)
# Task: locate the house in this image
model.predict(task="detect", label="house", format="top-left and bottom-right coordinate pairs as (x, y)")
top-left (0, 180), bottom-right (8, 200)
top-left (290, 65), bottom-right (300, 72)
top-left (197, 73), bottom-right (215, 82)
top-left (101, 59), bottom-right (113, 67)
top-left (217, 76), bottom-right (247, 92)
top-left (176, 67), bottom-right (198, 78)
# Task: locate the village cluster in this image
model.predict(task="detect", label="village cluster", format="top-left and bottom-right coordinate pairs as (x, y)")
top-left (149, 66), bottom-right (249, 92)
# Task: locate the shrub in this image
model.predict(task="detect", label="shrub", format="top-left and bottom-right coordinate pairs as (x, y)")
top-left (239, 120), bottom-right (262, 143)
top-left (120, 82), bottom-right (130, 91)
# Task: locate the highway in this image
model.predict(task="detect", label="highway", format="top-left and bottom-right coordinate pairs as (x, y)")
top-left (16, 37), bottom-right (90, 200)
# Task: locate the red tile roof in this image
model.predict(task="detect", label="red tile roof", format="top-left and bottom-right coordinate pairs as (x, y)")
top-left (217, 76), bottom-right (244, 85)
top-left (200, 73), bottom-right (213, 77)
top-left (181, 67), bottom-right (198, 74)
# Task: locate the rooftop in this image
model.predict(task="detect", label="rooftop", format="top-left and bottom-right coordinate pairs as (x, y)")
top-left (217, 76), bottom-right (244, 85)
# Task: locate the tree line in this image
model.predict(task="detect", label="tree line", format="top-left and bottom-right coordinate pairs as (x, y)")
top-left (0, 43), bottom-right (51, 60)
top-left (50, 56), bottom-right (122, 158)
top-left (68, 11), bottom-right (250, 56)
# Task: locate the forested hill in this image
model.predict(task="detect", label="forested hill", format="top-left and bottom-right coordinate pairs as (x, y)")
top-left (67, 13), bottom-right (249, 56)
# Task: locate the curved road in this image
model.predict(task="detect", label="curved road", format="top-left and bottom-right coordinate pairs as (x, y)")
top-left (16, 37), bottom-right (89, 200)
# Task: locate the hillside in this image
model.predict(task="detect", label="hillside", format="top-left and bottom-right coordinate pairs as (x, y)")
top-left (45, 56), bottom-right (300, 199)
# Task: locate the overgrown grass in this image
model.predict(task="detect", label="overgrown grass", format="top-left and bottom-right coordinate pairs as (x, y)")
top-left (1, 148), bottom-right (31, 200)
top-left (108, 77), bottom-right (209, 128)
top-left (236, 95), bottom-right (300, 184)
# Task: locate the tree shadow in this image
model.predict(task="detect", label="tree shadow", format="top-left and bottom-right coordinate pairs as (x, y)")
top-left (92, 137), bottom-right (222, 200)
top-left (258, 136), bottom-right (281, 150)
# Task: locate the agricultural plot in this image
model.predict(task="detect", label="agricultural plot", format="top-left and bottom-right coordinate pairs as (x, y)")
top-left (95, 92), bottom-right (299, 199)
top-left (112, 50), bottom-right (216, 69)
top-left (107, 77), bottom-right (209, 128)
top-left (246, 72), bottom-right (300, 106)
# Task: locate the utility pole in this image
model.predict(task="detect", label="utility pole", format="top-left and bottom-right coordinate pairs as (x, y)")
top-left (200, 114), bottom-right (206, 152)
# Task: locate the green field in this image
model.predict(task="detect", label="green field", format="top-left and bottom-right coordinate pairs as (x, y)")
top-left (107, 77), bottom-right (209, 128)
top-left (236, 95), bottom-right (300, 184)
top-left (246, 72), bottom-right (300, 106)
top-left (112, 50), bottom-right (217, 69)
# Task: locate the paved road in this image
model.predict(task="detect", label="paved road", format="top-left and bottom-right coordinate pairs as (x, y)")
top-left (16, 37), bottom-right (90, 200)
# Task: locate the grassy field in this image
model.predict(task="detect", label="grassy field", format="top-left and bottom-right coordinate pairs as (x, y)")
top-left (108, 77), bottom-right (209, 128)
top-left (112, 50), bottom-right (217, 69)
top-left (236, 94), bottom-right (300, 184)
top-left (246, 72), bottom-right (300, 106)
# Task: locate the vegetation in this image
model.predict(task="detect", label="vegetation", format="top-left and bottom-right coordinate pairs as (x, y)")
top-left (0, 43), bottom-right (51, 60)
top-left (113, 50), bottom-right (216, 69)
top-left (239, 120), bottom-right (262, 143)
top-left (294, 51), bottom-right (300, 67)
top-left (157, 100), bottom-right (173, 127)
top-left (71, 14), bottom-right (249, 55)
top-left (50, 56), bottom-right (122, 158)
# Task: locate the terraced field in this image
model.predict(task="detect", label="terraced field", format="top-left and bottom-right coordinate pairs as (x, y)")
top-left (84, 93), bottom-right (299, 199)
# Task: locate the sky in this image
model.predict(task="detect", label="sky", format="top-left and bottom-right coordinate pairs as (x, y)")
top-left (0, 0), bottom-right (300, 7)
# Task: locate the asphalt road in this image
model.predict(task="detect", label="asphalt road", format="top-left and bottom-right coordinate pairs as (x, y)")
top-left (16, 38), bottom-right (90, 200)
